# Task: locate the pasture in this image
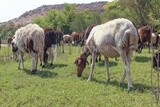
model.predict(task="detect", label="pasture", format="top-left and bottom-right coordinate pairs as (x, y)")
top-left (0, 45), bottom-right (158, 106)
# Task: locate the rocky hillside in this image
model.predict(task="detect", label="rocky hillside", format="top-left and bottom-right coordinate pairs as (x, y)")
top-left (3, 1), bottom-right (108, 26)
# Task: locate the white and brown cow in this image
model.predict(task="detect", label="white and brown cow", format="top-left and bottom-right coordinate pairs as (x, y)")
top-left (11, 24), bottom-right (45, 74)
top-left (75, 18), bottom-right (138, 91)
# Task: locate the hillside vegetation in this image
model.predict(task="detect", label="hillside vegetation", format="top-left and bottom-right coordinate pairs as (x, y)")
top-left (1, 0), bottom-right (160, 39)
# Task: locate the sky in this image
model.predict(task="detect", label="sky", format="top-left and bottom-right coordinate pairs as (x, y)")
top-left (0, 0), bottom-right (113, 22)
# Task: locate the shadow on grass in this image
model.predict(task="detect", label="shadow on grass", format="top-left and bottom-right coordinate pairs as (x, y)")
top-left (23, 68), bottom-right (58, 78)
top-left (134, 56), bottom-right (151, 62)
top-left (97, 60), bottom-right (118, 67)
top-left (82, 76), bottom-right (151, 93)
top-left (44, 63), bottom-right (68, 69)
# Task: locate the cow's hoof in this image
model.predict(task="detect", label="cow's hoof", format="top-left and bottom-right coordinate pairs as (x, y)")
top-left (42, 65), bottom-right (45, 68)
top-left (39, 63), bottom-right (42, 66)
top-left (106, 78), bottom-right (110, 82)
top-left (119, 82), bottom-right (123, 87)
top-left (31, 69), bottom-right (37, 74)
top-left (50, 63), bottom-right (53, 67)
top-left (128, 87), bottom-right (134, 93)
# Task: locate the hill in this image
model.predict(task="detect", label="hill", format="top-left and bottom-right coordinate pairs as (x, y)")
top-left (2, 1), bottom-right (108, 26)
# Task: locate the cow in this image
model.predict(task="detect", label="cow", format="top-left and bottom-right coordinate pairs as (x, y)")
top-left (0, 36), bottom-right (1, 49)
top-left (152, 50), bottom-right (160, 69)
top-left (81, 25), bottom-right (96, 46)
top-left (74, 18), bottom-right (138, 91)
top-left (70, 31), bottom-right (83, 45)
top-left (63, 34), bottom-right (71, 44)
top-left (56, 30), bottom-right (64, 53)
top-left (43, 28), bottom-right (58, 67)
top-left (151, 33), bottom-right (159, 48)
top-left (8, 37), bottom-right (13, 46)
top-left (136, 26), bottom-right (152, 53)
top-left (81, 24), bottom-right (101, 63)
top-left (11, 24), bottom-right (45, 74)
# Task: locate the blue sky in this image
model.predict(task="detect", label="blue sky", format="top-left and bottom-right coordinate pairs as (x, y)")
top-left (0, 0), bottom-right (113, 22)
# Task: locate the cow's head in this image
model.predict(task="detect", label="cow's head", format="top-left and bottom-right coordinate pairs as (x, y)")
top-left (11, 37), bottom-right (18, 52)
top-left (74, 54), bottom-right (89, 77)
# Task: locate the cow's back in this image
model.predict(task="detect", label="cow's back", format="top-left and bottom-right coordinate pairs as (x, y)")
top-left (86, 18), bottom-right (138, 58)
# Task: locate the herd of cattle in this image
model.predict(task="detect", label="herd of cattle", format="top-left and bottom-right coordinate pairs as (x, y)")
top-left (2, 18), bottom-right (160, 91)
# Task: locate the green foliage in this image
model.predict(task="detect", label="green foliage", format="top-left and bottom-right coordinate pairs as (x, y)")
top-left (32, 4), bottom-right (102, 34)
top-left (102, 1), bottom-right (131, 22)
top-left (70, 11), bottom-right (102, 32)
top-left (0, 22), bottom-right (18, 39)
top-left (2, 0), bottom-right (160, 39)
top-left (32, 16), bottom-right (48, 28)
top-left (0, 46), bottom-right (158, 106)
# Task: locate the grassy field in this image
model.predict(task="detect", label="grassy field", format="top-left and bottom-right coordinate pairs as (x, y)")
top-left (0, 45), bottom-right (159, 107)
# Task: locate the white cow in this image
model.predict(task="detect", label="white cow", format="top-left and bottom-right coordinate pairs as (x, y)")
top-left (11, 24), bottom-right (45, 74)
top-left (75, 18), bottom-right (138, 91)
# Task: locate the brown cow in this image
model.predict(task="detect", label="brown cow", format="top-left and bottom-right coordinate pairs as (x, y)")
top-left (43, 28), bottom-right (58, 67)
top-left (152, 50), bottom-right (160, 69)
top-left (0, 36), bottom-right (1, 49)
top-left (70, 32), bottom-right (83, 45)
top-left (136, 26), bottom-right (152, 53)
top-left (63, 34), bottom-right (71, 44)
top-left (81, 25), bottom-right (96, 46)
top-left (8, 37), bottom-right (13, 46)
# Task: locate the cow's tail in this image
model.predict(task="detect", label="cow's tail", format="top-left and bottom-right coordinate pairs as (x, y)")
top-left (121, 29), bottom-right (138, 50)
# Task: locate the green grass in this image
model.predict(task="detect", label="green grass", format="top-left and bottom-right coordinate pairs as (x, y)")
top-left (0, 46), bottom-right (159, 107)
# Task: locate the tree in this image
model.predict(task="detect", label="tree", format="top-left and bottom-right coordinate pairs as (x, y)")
top-left (102, 1), bottom-right (132, 22)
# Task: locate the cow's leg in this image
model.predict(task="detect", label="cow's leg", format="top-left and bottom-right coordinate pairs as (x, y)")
top-left (18, 53), bottom-right (21, 70)
top-left (42, 48), bottom-right (47, 67)
top-left (87, 52), bottom-right (97, 81)
top-left (18, 51), bottom-right (24, 70)
top-left (61, 41), bottom-right (64, 53)
top-left (31, 52), bottom-right (37, 74)
top-left (120, 51), bottom-right (133, 91)
top-left (50, 44), bottom-right (57, 67)
top-left (98, 53), bottom-right (101, 61)
top-left (35, 53), bottom-right (38, 72)
top-left (47, 47), bottom-right (53, 67)
top-left (148, 42), bottom-right (152, 53)
top-left (21, 52), bottom-right (24, 70)
top-left (104, 57), bottom-right (110, 82)
top-left (120, 69), bottom-right (126, 86)
top-left (39, 50), bottom-right (44, 67)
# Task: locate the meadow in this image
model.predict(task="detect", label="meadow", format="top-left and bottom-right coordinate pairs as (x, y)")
top-left (0, 45), bottom-right (159, 107)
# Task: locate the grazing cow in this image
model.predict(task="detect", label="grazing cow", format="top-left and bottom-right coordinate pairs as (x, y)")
top-left (71, 31), bottom-right (83, 45)
top-left (8, 37), bottom-right (18, 61)
top-left (151, 33), bottom-right (159, 48)
top-left (11, 24), bottom-right (45, 73)
top-left (0, 36), bottom-right (1, 49)
top-left (63, 34), bottom-right (71, 44)
top-left (43, 28), bottom-right (58, 67)
top-left (81, 25), bottom-right (96, 46)
top-left (136, 26), bottom-right (152, 53)
top-left (8, 37), bottom-right (13, 46)
top-left (81, 25), bottom-right (101, 63)
top-left (74, 18), bottom-right (138, 91)
top-left (152, 50), bottom-right (160, 69)
top-left (56, 30), bottom-right (64, 53)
